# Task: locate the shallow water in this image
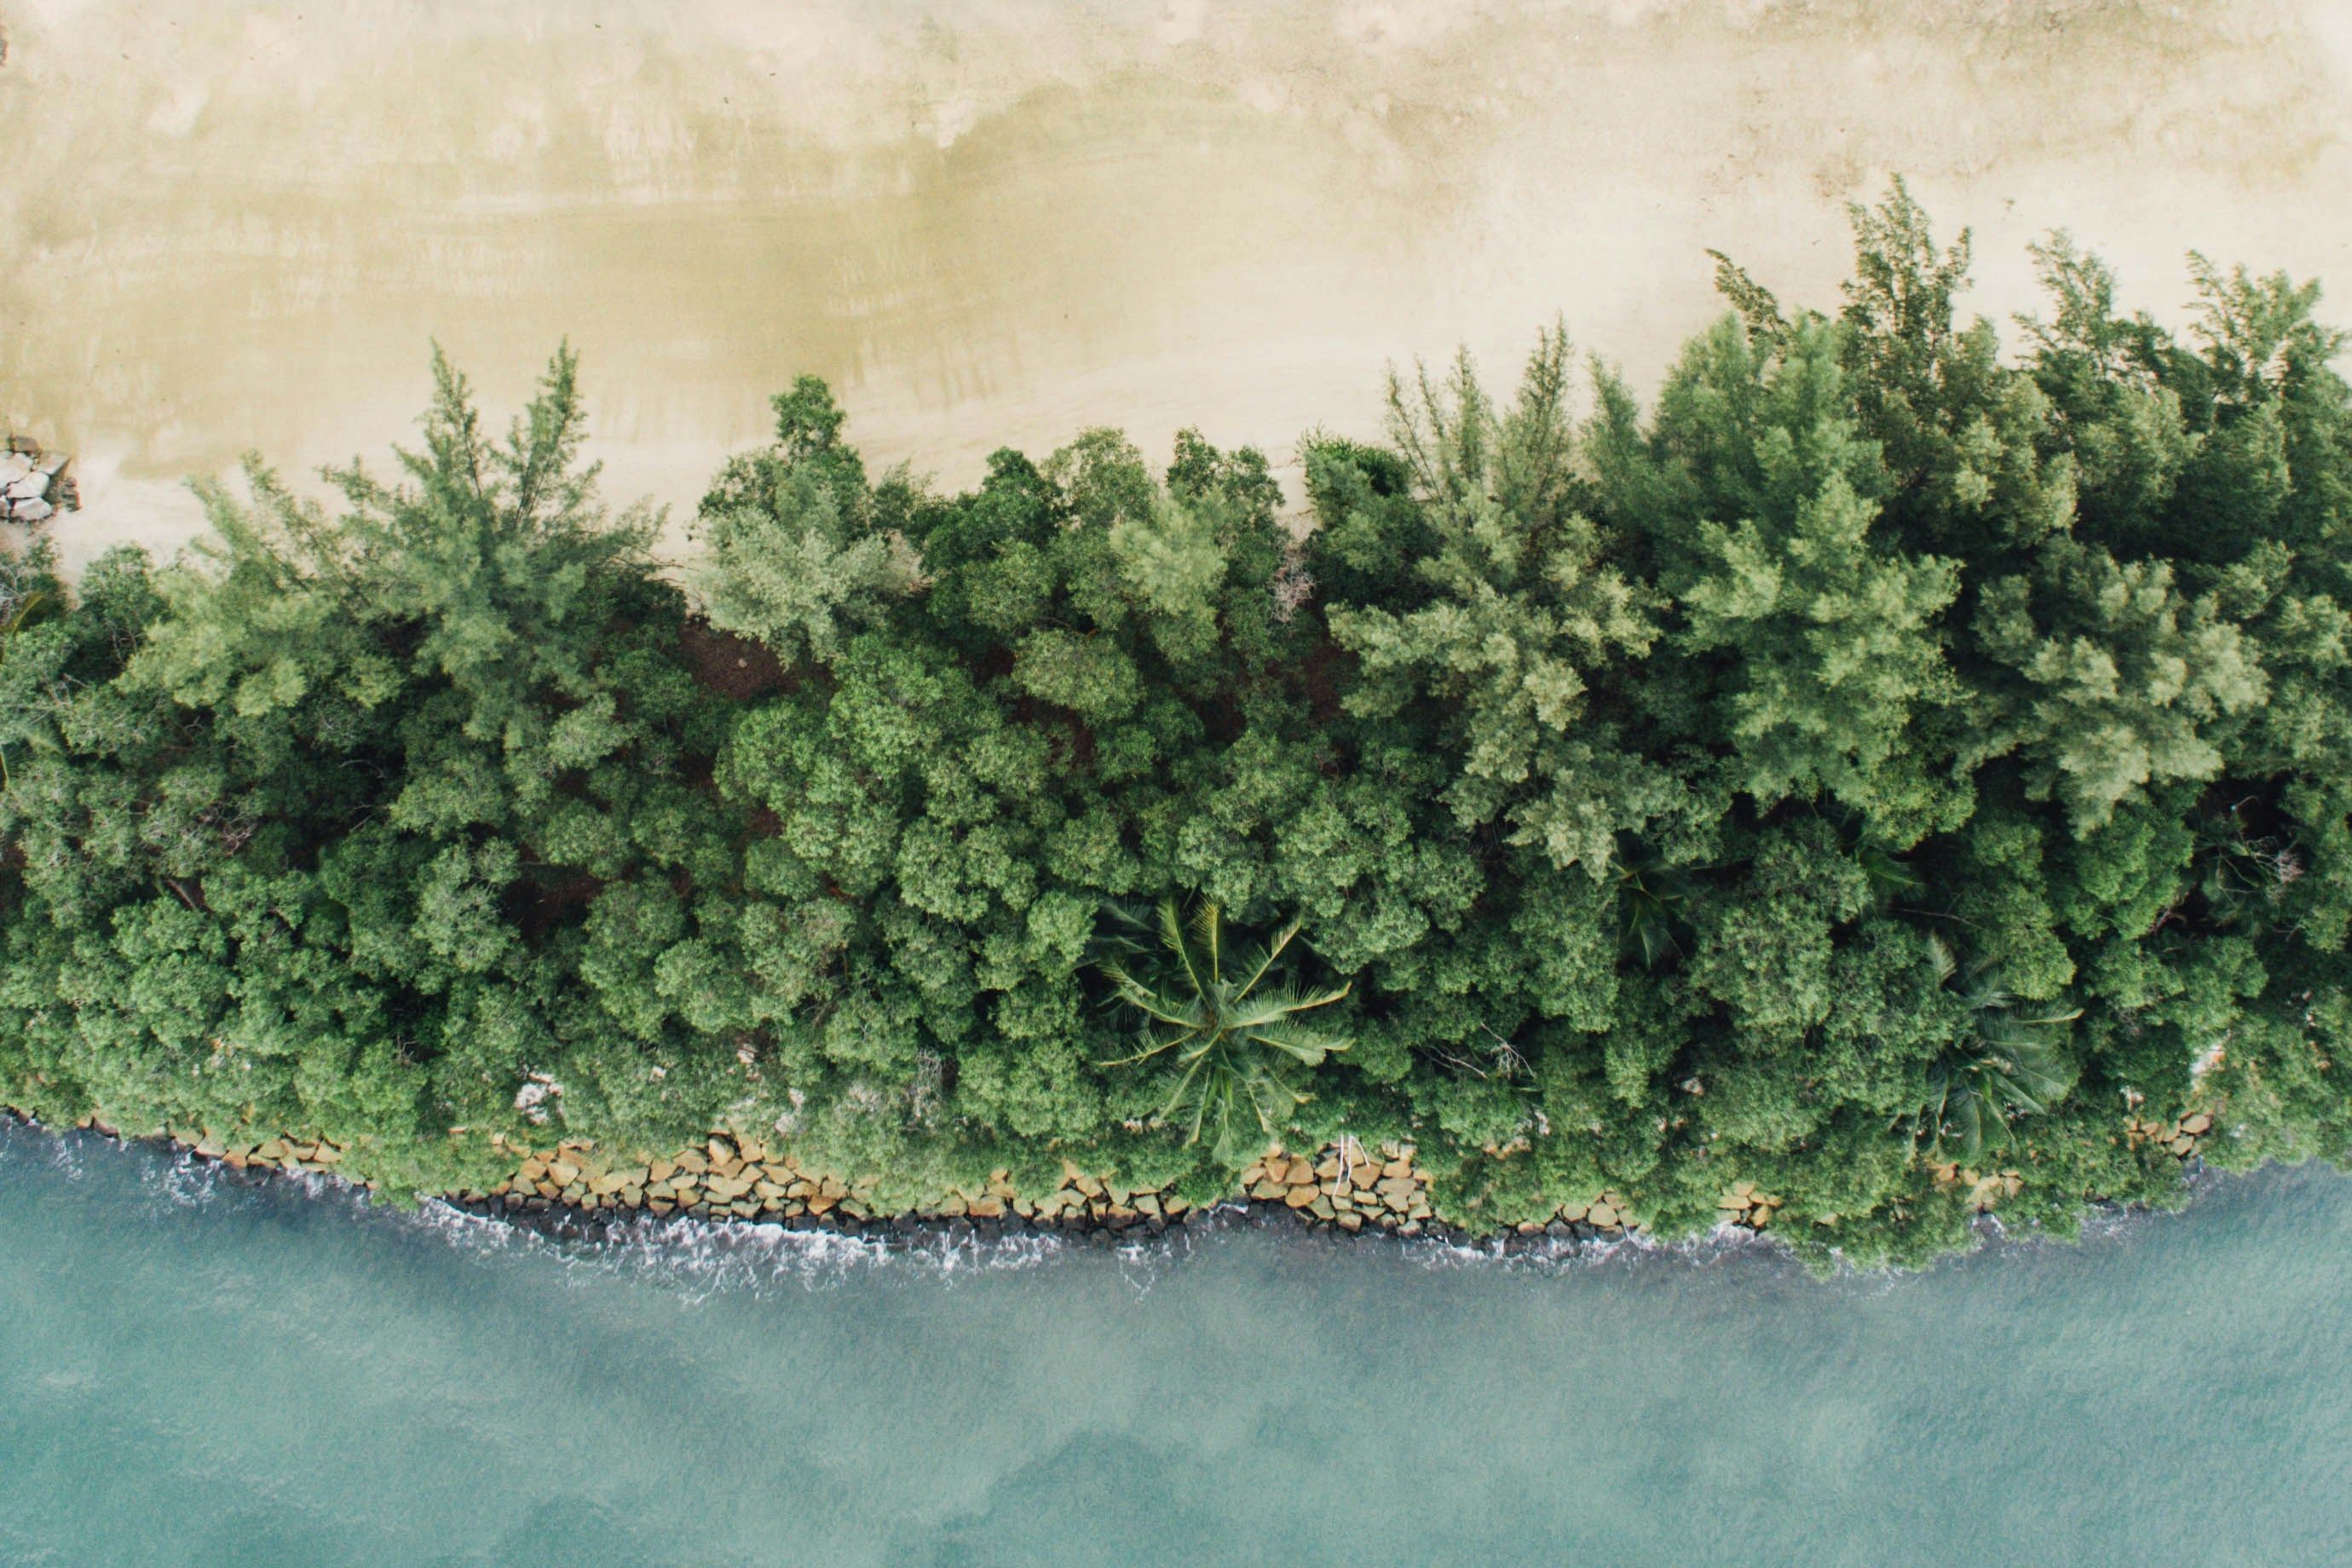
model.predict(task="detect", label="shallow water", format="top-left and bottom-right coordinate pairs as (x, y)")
top-left (9, 1), bottom-right (2352, 570)
top-left (3, 1122), bottom-right (2346, 1566)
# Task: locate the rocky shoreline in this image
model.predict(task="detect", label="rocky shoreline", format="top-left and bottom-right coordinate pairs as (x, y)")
top-left (20, 1108), bottom-right (2219, 1255)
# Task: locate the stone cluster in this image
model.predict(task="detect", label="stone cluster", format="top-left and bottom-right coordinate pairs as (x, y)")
top-left (1928, 1162), bottom-right (2027, 1210)
top-left (74, 1116), bottom-right (358, 1179)
top-left (447, 1135), bottom-right (1458, 1241)
top-left (1496, 1188), bottom-right (1641, 1240)
top-left (2126, 1110), bottom-right (2214, 1159)
top-left (1715, 1181), bottom-right (1783, 1229)
top-left (1237, 1142), bottom-right (1438, 1235)
top-left (466, 1134), bottom-right (872, 1224)
top-left (3, 436), bottom-right (76, 527)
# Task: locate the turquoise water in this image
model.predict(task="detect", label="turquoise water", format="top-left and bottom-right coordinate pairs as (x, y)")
top-left (2, 1123), bottom-right (2346, 1566)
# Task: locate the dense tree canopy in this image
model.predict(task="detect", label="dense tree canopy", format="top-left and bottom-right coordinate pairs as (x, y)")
top-left (6, 187), bottom-right (2349, 1264)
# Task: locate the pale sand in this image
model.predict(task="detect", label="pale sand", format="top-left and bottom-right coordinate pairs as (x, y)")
top-left (3, 0), bottom-right (2350, 570)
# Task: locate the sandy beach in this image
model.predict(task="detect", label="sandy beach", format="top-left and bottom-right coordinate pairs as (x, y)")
top-left (5, 0), bottom-right (2352, 568)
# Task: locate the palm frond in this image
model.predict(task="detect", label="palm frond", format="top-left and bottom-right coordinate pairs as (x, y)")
top-left (1231, 917), bottom-right (1303, 999)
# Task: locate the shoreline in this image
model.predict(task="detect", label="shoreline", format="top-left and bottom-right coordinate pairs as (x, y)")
top-left (11, 1110), bottom-right (1660, 1252)
top-left (7, 1107), bottom-right (2221, 1260)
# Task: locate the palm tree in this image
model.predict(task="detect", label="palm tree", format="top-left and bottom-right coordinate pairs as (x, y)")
top-left (1905, 932), bottom-right (2077, 1165)
top-left (1093, 897), bottom-right (1352, 1168)
top-left (1611, 833), bottom-right (1694, 969)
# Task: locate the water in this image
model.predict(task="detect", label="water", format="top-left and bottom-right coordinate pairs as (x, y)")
top-left (2, 1121), bottom-right (2345, 1565)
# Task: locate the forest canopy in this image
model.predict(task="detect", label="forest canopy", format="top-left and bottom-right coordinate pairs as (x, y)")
top-left (5, 185), bottom-right (2349, 1265)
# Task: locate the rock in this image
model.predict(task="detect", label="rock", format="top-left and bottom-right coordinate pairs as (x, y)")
top-left (546, 1160), bottom-right (581, 1186)
top-left (8, 471), bottom-right (48, 501)
top-left (1588, 1202), bottom-right (1619, 1228)
top-left (2182, 1113), bottom-right (2213, 1136)
top-left (1249, 1179), bottom-right (1288, 1202)
top-left (673, 1149), bottom-right (708, 1174)
top-left (0, 456), bottom-right (27, 483)
top-left (1336, 1211), bottom-right (1363, 1232)
top-left (968, 1196), bottom-right (1005, 1219)
top-left (1284, 1185), bottom-right (1317, 1209)
top-left (2169, 1135), bottom-right (2194, 1156)
top-left (1308, 1195), bottom-right (1336, 1221)
top-left (1718, 1194), bottom-right (1748, 1211)
top-left (35, 454), bottom-right (66, 477)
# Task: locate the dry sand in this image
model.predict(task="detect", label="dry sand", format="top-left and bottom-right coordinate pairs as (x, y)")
top-left (3, 0), bottom-right (2351, 568)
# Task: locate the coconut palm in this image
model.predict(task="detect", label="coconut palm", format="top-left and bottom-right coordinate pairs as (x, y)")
top-left (1906, 931), bottom-right (2077, 1165)
top-left (1093, 897), bottom-right (1353, 1168)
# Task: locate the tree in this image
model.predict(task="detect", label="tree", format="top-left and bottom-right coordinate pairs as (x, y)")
top-left (1093, 898), bottom-right (1352, 1167)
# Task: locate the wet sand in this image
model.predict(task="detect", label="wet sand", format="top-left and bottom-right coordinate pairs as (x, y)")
top-left (3, 0), bottom-right (2351, 568)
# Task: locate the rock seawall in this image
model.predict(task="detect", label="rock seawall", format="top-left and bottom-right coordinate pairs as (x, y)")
top-left (27, 1109), bottom-right (2220, 1252)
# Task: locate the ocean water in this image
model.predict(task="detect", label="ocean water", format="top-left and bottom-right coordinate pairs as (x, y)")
top-left (0, 1122), bottom-right (2344, 1566)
